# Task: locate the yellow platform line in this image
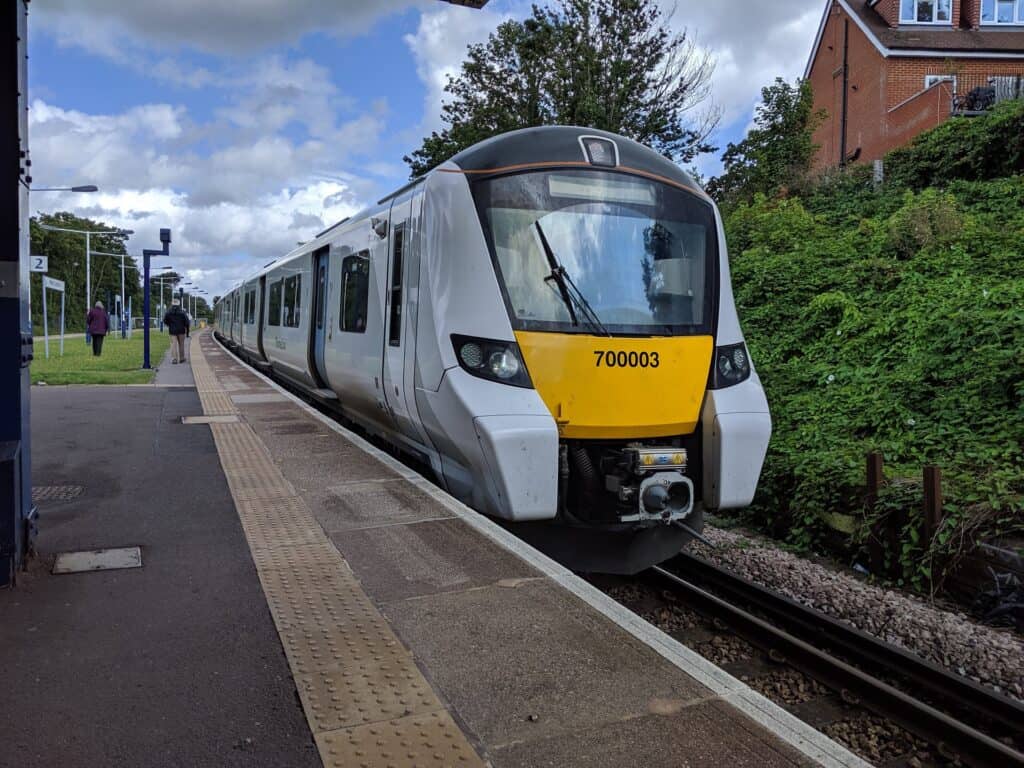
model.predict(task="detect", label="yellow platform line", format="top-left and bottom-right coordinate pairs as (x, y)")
top-left (190, 332), bottom-right (484, 768)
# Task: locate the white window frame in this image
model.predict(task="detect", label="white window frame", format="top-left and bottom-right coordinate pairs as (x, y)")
top-left (980, 0), bottom-right (1024, 24)
top-left (900, 0), bottom-right (953, 24)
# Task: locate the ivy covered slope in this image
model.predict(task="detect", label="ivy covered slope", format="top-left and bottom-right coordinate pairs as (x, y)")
top-left (723, 102), bottom-right (1023, 555)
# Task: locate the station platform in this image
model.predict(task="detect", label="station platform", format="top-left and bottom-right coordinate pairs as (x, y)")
top-left (0, 329), bottom-right (866, 768)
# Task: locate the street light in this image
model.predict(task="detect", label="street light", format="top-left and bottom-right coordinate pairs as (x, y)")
top-left (31, 185), bottom-right (99, 193)
top-left (38, 223), bottom-right (134, 343)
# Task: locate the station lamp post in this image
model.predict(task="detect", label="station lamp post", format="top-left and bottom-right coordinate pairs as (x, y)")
top-left (142, 230), bottom-right (171, 370)
top-left (38, 223), bottom-right (133, 342)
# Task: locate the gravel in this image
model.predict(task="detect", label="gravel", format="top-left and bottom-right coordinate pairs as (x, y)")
top-left (822, 716), bottom-right (931, 765)
top-left (742, 668), bottom-right (827, 705)
top-left (690, 526), bottom-right (1024, 701)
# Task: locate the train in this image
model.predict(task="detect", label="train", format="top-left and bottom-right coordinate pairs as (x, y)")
top-left (214, 126), bottom-right (771, 574)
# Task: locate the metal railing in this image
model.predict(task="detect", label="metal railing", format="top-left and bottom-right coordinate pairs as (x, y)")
top-left (951, 73), bottom-right (1024, 115)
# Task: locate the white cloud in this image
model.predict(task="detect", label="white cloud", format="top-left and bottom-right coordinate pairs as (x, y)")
top-left (35, 0), bottom-right (429, 56)
top-left (405, 3), bottom-right (517, 134)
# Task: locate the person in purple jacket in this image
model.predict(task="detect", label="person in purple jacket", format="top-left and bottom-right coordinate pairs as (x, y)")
top-left (86, 301), bottom-right (109, 356)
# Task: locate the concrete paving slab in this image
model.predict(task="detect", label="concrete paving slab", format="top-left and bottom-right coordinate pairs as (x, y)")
top-left (153, 343), bottom-right (195, 386)
top-left (381, 578), bottom-right (710, 747)
top-left (490, 701), bottom-right (815, 767)
top-left (328, 517), bottom-right (538, 602)
top-left (52, 546), bottom-right (142, 574)
top-left (317, 479), bottom-right (453, 532)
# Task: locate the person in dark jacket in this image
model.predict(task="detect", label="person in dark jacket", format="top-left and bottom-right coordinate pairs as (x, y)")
top-left (162, 299), bottom-right (191, 364)
top-left (86, 301), bottom-right (109, 356)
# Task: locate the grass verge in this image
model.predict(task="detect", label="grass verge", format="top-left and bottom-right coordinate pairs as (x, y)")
top-left (32, 332), bottom-right (171, 385)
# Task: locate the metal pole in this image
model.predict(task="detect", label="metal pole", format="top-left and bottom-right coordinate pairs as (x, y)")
top-left (120, 253), bottom-right (126, 338)
top-left (43, 283), bottom-right (49, 359)
top-left (60, 290), bottom-right (65, 356)
top-left (143, 254), bottom-right (151, 369)
top-left (84, 231), bottom-right (90, 344)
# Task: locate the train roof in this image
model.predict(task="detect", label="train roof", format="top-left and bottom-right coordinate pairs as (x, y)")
top-left (446, 125), bottom-right (703, 194)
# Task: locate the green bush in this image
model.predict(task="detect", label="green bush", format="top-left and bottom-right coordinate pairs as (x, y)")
top-left (727, 177), bottom-right (1024, 571)
top-left (885, 99), bottom-right (1024, 190)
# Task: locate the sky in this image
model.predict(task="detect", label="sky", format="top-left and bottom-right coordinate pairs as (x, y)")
top-left (28, 0), bottom-right (825, 299)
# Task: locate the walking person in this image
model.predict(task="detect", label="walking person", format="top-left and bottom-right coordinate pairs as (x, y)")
top-left (163, 299), bottom-right (191, 364)
top-left (86, 301), bottom-right (109, 356)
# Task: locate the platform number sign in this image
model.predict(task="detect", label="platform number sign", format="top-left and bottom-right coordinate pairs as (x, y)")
top-left (30, 255), bottom-right (48, 272)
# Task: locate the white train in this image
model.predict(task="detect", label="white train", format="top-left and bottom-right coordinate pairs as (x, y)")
top-left (215, 126), bottom-right (771, 573)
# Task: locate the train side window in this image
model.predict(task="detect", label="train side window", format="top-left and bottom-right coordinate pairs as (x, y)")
top-left (340, 251), bottom-right (369, 333)
top-left (388, 225), bottom-right (404, 347)
top-left (268, 280), bottom-right (282, 326)
top-left (283, 275), bottom-right (301, 328)
top-left (315, 263), bottom-right (326, 331)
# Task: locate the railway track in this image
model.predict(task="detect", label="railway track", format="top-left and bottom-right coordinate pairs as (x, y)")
top-left (642, 554), bottom-right (1024, 768)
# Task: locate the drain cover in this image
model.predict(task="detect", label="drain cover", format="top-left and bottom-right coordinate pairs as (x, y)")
top-left (33, 485), bottom-right (84, 502)
top-left (53, 547), bottom-right (143, 574)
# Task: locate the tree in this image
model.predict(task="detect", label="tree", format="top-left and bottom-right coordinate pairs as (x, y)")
top-left (30, 212), bottom-right (135, 332)
top-left (706, 78), bottom-right (822, 208)
top-left (404, 0), bottom-right (719, 176)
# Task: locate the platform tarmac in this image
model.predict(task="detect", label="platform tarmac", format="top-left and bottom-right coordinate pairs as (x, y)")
top-left (0, 329), bottom-right (868, 768)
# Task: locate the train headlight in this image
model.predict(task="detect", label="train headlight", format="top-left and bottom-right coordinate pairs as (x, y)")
top-left (488, 349), bottom-right (520, 380)
top-left (459, 342), bottom-right (485, 369)
top-left (451, 334), bottom-right (533, 388)
top-left (710, 342), bottom-right (752, 389)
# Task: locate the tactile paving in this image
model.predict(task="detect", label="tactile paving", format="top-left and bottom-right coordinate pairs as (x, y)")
top-left (315, 710), bottom-right (482, 768)
top-left (189, 332), bottom-right (485, 768)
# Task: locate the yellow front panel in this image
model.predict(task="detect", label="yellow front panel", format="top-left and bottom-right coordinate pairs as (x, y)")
top-left (515, 332), bottom-right (714, 440)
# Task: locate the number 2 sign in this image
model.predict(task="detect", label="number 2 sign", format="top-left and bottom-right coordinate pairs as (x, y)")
top-left (30, 255), bottom-right (48, 272)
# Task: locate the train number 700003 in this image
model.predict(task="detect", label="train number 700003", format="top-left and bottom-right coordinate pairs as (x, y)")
top-left (593, 350), bottom-right (660, 369)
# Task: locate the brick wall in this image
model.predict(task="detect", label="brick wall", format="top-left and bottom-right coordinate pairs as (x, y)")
top-left (875, 0), bottom-right (900, 26)
top-left (810, 1), bottom-right (889, 169)
top-left (882, 81), bottom-right (955, 155)
top-left (961, 0), bottom-right (981, 27)
top-left (809, 0), bottom-right (1024, 170)
top-left (887, 58), bottom-right (1024, 107)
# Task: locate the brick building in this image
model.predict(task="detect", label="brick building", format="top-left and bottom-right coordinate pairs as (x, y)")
top-left (805, 0), bottom-right (1024, 169)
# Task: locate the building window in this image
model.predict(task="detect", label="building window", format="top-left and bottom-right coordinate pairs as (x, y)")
top-left (340, 252), bottom-right (370, 333)
top-left (982, 0), bottom-right (1024, 23)
top-left (268, 279), bottom-right (282, 326)
top-left (901, 0), bottom-right (951, 22)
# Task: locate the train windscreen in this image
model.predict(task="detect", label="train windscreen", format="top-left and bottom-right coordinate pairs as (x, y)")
top-left (473, 169), bottom-right (717, 336)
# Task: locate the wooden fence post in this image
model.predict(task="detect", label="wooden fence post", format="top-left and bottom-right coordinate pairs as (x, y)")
top-left (866, 452), bottom-right (885, 576)
top-left (923, 465), bottom-right (942, 543)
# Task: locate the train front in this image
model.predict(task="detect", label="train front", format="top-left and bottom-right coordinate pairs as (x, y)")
top-left (434, 127), bottom-right (770, 573)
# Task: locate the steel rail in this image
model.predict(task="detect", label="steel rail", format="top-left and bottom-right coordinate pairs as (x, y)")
top-left (650, 560), bottom-right (1024, 768)
top-left (666, 553), bottom-right (1024, 734)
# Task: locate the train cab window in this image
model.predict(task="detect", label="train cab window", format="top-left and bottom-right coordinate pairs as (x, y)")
top-left (283, 274), bottom-right (301, 328)
top-left (388, 226), bottom-right (405, 347)
top-left (268, 280), bottom-right (282, 326)
top-left (340, 251), bottom-right (370, 333)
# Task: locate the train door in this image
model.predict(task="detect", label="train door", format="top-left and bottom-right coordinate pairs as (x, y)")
top-left (310, 246), bottom-right (330, 386)
top-left (256, 276), bottom-right (267, 360)
top-left (381, 198), bottom-right (418, 441)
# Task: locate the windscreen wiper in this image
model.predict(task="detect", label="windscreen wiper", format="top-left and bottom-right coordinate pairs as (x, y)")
top-left (534, 222), bottom-right (611, 336)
